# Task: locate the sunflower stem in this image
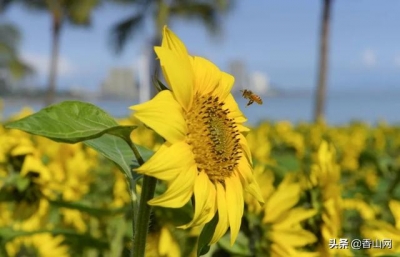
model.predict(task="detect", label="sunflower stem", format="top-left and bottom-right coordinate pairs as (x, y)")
top-left (129, 141), bottom-right (157, 257)
top-left (133, 175), bottom-right (157, 257)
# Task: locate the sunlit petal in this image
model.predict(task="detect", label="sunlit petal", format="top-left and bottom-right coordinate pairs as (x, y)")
top-left (236, 157), bottom-right (264, 203)
top-left (135, 141), bottom-right (195, 181)
top-left (191, 56), bottom-right (221, 96)
top-left (179, 171), bottom-right (216, 228)
top-left (214, 72), bottom-right (234, 102)
top-left (161, 26), bottom-right (189, 60)
top-left (225, 93), bottom-right (247, 124)
top-left (154, 47), bottom-right (193, 110)
top-left (148, 164), bottom-right (197, 208)
top-left (225, 174), bottom-right (244, 245)
top-left (131, 90), bottom-right (187, 143)
top-left (210, 182), bottom-right (229, 244)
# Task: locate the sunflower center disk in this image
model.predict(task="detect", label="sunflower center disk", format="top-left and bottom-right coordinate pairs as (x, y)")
top-left (185, 95), bottom-right (241, 182)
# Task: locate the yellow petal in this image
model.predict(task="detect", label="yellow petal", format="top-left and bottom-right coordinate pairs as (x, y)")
top-left (154, 47), bottom-right (193, 111)
top-left (131, 90), bottom-right (187, 143)
top-left (135, 141), bottom-right (195, 181)
top-left (225, 174), bottom-right (244, 245)
top-left (270, 242), bottom-right (291, 257)
top-left (271, 229), bottom-right (318, 247)
top-left (179, 171), bottom-right (216, 228)
top-left (237, 124), bottom-right (250, 132)
top-left (191, 56), bottom-right (221, 96)
top-left (161, 26), bottom-right (189, 60)
top-left (238, 133), bottom-right (253, 165)
top-left (273, 208), bottom-right (317, 229)
top-left (158, 226), bottom-right (181, 256)
top-left (11, 145), bottom-right (35, 156)
top-left (210, 182), bottom-right (229, 244)
top-left (236, 158), bottom-right (264, 204)
top-left (148, 164), bottom-right (197, 208)
top-left (389, 200), bottom-right (400, 230)
top-left (263, 183), bottom-right (301, 224)
top-left (214, 72), bottom-right (234, 102)
top-left (224, 93), bottom-right (247, 124)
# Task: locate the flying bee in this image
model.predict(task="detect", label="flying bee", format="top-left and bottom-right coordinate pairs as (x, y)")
top-left (240, 89), bottom-right (263, 106)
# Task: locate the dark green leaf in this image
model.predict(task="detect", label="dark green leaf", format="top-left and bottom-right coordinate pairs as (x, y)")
top-left (83, 134), bottom-right (137, 180)
top-left (84, 134), bottom-right (153, 180)
top-left (197, 212), bottom-right (219, 256)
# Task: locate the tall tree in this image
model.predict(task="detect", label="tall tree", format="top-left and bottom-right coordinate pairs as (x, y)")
top-left (109, 0), bottom-right (232, 101)
top-left (313, 0), bottom-right (333, 122)
top-left (2, 0), bottom-right (100, 105)
top-left (0, 22), bottom-right (34, 93)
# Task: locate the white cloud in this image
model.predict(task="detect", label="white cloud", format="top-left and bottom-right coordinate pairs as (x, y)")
top-left (362, 48), bottom-right (377, 68)
top-left (21, 52), bottom-right (74, 77)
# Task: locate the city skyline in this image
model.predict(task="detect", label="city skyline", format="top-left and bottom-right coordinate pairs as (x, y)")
top-left (2, 0), bottom-right (400, 94)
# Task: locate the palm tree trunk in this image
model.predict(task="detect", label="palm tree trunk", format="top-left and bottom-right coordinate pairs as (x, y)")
top-left (150, 35), bottom-right (162, 98)
top-left (45, 16), bottom-right (61, 106)
top-left (313, 0), bottom-right (332, 122)
top-left (147, 2), bottom-right (169, 100)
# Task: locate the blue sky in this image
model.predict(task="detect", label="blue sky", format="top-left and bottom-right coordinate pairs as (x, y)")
top-left (3, 0), bottom-right (400, 92)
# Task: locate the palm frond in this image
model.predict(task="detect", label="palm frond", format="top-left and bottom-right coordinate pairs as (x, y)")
top-left (169, 3), bottom-right (221, 35)
top-left (109, 13), bottom-right (145, 54)
top-left (67, 0), bottom-right (100, 25)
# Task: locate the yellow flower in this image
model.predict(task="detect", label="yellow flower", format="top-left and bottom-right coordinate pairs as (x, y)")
top-left (145, 225), bottom-right (181, 257)
top-left (61, 208), bottom-right (88, 233)
top-left (390, 200), bottom-right (400, 230)
top-left (131, 26), bottom-right (263, 245)
top-left (342, 198), bottom-right (376, 221)
top-left (112, 168), bottom-right (131, 208)
top-left (311, 141), bottom-right (353, 257)
top-left (6, 233), bottom-right (70, 257)
top-left (261, 173), bottom-right (318, 257)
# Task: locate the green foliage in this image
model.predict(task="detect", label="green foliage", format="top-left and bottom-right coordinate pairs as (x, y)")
top-left (109, 0), bottom-right (232, 53)
top-left (4, 101), bottom-right (151, 191)
top-left (5, 101), bottom-right (136, 143)
top-left (0, 22), bottom-right (34, 80)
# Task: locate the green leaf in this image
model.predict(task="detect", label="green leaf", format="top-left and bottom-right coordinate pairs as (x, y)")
top-left (15, 176), bottom-right (30, 192)
top-left (197, 213), bottom-right (219, 256)
top-left (83, 134), bottom-right (137, 180)
top-left (83, 134), bottom-right (153, 180)
top-left (218, 232), bottom-right (252, 256)
top-left (5, 100), bottom-right (136, 143)
top-left (153, 77), bottom-right (169, 92)
top-left (270, 152), bottom-right (300, 174)
top-left (49, 200), bottom-right (130, 217)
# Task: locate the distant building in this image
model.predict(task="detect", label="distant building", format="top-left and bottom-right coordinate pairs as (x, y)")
top-left (101, 68), bottom-right (137, 99)
top-left (229, 60), bottom-right (249, 92)
top-left (137, 47), bottom-right (151, 103)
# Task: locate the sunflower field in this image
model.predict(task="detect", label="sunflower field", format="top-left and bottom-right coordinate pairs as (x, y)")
top-left (1, 105), bottom-right (400, 257)
top-left (1, 27), bottom-right (400, 257)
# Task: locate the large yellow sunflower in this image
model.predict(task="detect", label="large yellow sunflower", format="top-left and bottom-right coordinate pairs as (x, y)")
top-left (131, 26), bottom-right (264, 245)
